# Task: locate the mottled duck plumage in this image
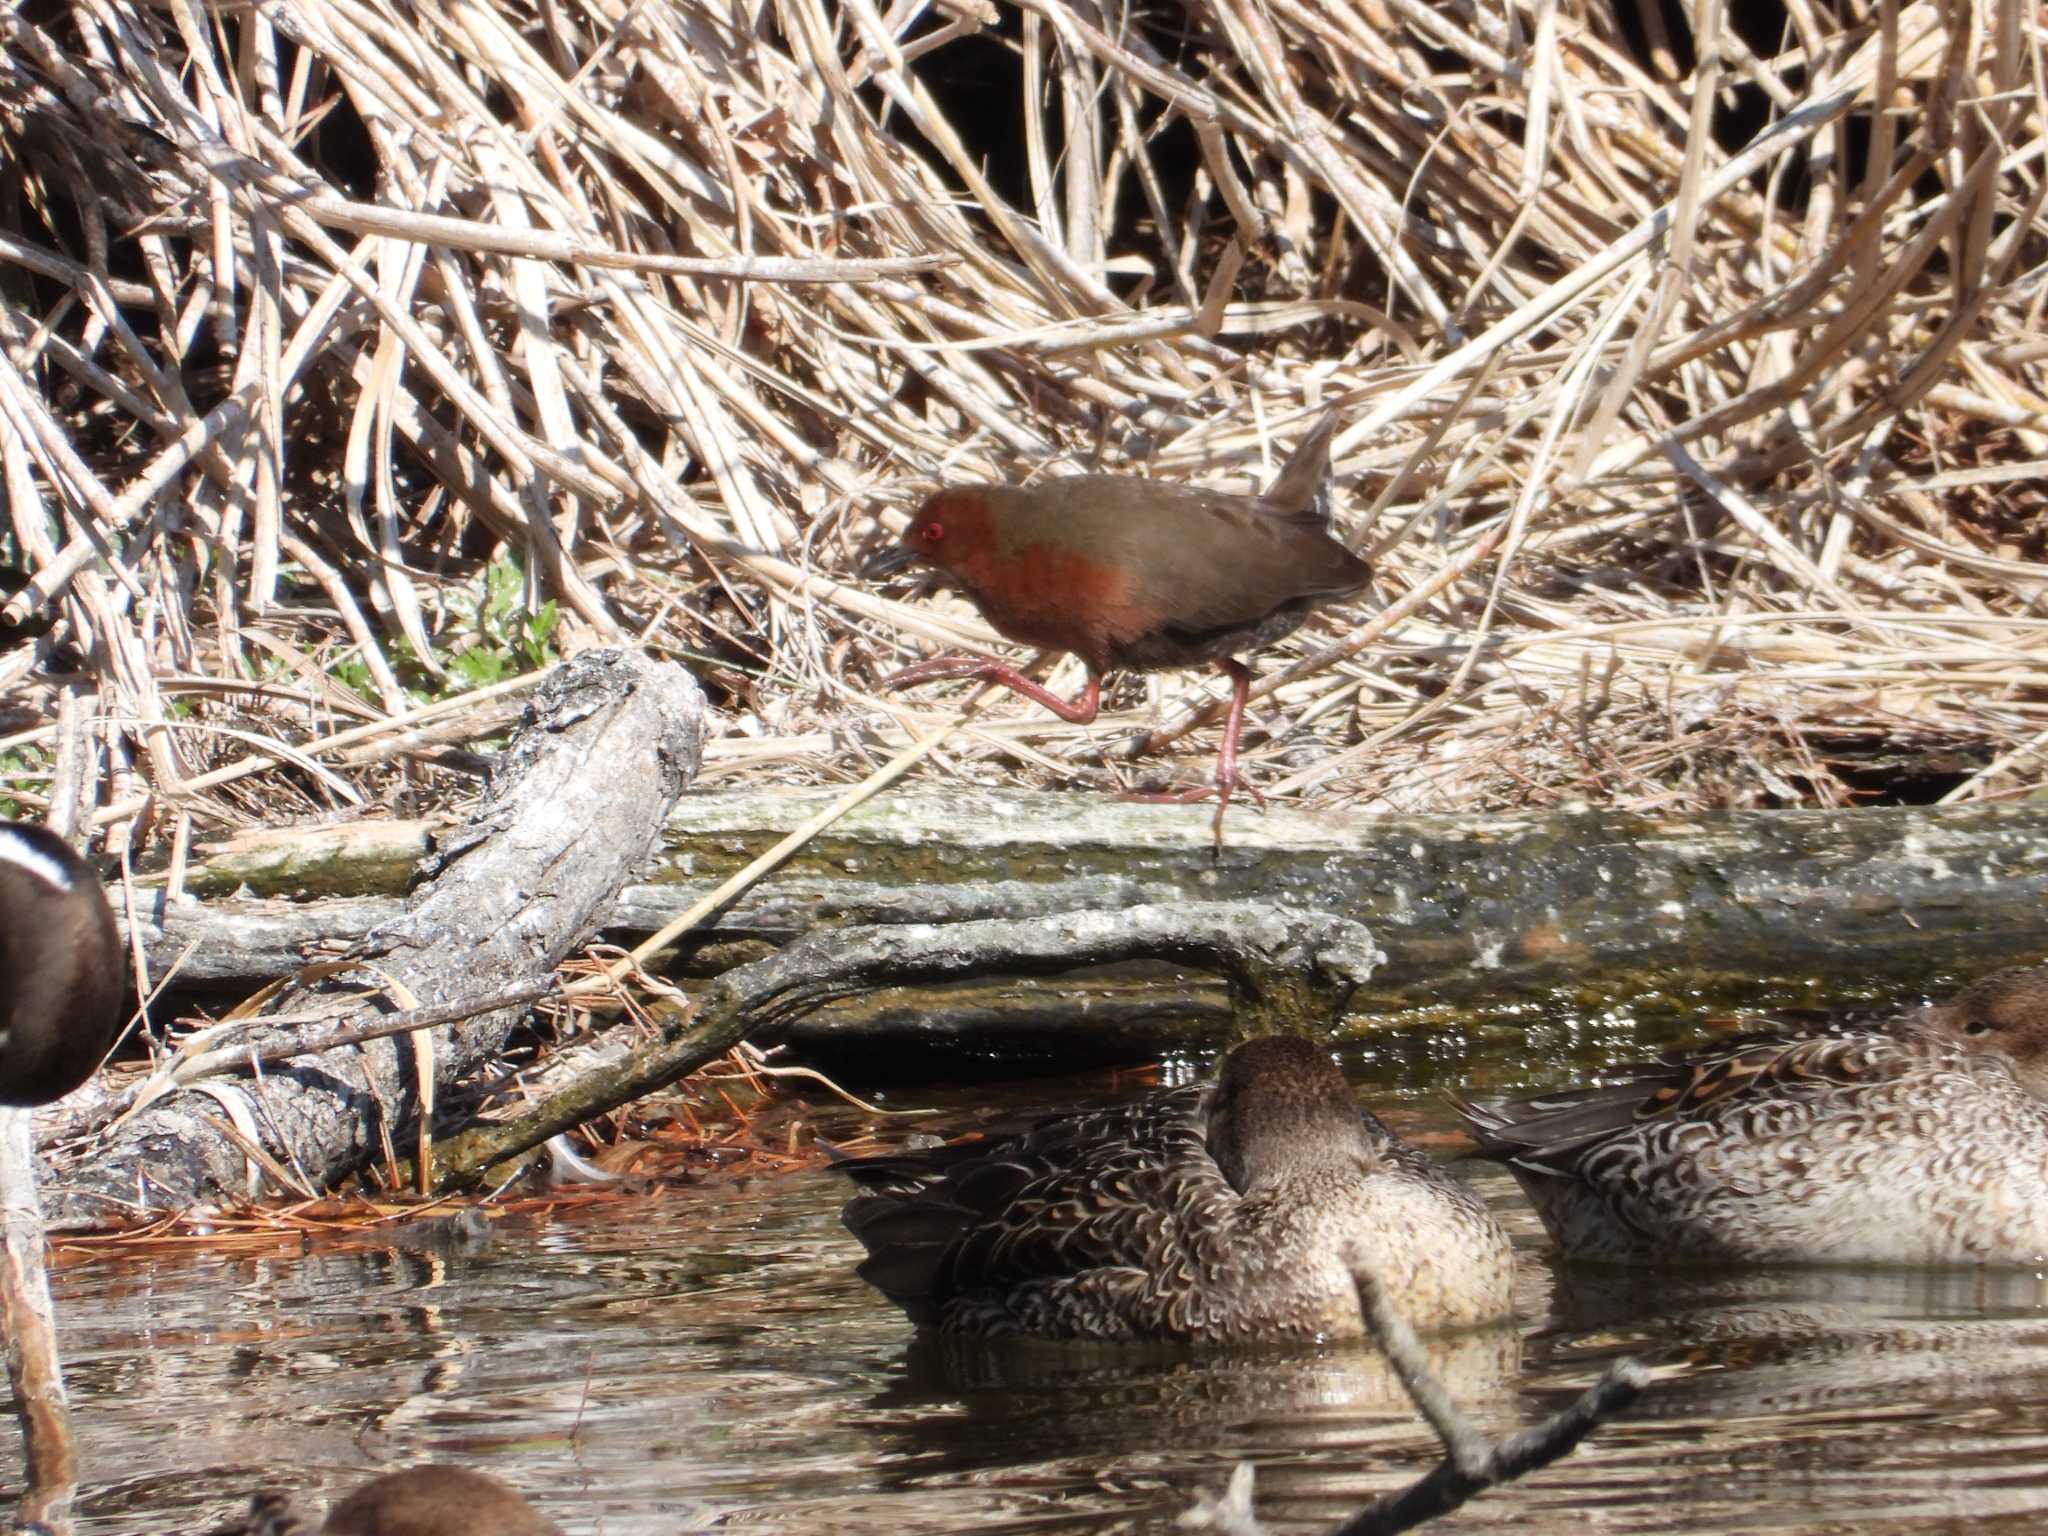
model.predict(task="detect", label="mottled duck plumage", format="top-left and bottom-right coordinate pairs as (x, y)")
top-left (837, 1034), bottom-right (1514, 1342)
top-left (1458, 965), bottom-right (2048, 1265)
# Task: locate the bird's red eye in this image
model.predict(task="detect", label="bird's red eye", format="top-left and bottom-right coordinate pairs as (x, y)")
top-left (919, 521), bottom-right (945, 543)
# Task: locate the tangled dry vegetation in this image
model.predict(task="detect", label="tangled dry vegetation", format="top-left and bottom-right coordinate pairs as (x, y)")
top-left (1, 0), bottom-right (2044, 856)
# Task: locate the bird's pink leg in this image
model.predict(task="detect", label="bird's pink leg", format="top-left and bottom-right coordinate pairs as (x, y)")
top-left (1209, 658), bottom-right (1254, 845)
top-left (882, 655), bottom-right (1102, 724)
top-left (1123, 661), bottom-right (1260, 850)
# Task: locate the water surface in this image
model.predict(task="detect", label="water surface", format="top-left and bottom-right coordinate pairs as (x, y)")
top-left (14, 1026), bottom-right (2048, 1534)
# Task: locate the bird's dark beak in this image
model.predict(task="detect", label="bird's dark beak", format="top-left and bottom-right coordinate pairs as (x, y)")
top-left (860, 543), bottom-right (919, 579)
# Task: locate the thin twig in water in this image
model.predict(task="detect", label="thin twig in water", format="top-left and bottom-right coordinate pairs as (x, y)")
top-left (1182, 1249), bottom-right (1648, 1536)
top-left (1334, 1263), bottom-right (1647, 1535)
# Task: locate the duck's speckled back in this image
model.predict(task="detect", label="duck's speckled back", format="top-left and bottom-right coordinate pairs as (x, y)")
top-left (839, 1033), bottom-right (1513, 1342)
top-left (1462, 965), bottom-right (2048, 1265)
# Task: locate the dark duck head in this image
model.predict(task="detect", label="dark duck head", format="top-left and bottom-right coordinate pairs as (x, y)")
top-left (316, 1466), bottom-right (561, 1536)
top-left (227, 1466), bottom-right (561, 1536)
top-left (0, 822), bottom-right (123, 1106)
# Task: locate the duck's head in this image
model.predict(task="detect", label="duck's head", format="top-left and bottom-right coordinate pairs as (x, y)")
top-left (221, 1465), bottom-right (559, 1536)
top-left (318, 1465), bottom-right (560, 1536)
top-left (0, 822), bottom-right (122, 1106)
top-left (1928, 964), bottom-right (2048, 1100)
top-left (1206, 1033), bottom-right (1373, 1192)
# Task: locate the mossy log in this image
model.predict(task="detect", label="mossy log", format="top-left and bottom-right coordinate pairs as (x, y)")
top-left (135, 791), bottom-right (2048, 1033)
top-left (69, 781), bottom-right (2048, 1208)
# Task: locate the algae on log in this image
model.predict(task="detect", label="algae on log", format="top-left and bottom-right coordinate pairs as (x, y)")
top-left (135, 792), bottom-right (2048, 1028)
top-left (41, 651), bottom-right (705, 1227)
top-left (627, 793), bottom-right (2048, 1004)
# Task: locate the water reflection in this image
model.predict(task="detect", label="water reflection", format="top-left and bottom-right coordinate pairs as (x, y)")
top-left (870, 1323), bottom-right (1521, 1462)
top-left (10, 1076), bottom-right (2048, 1533)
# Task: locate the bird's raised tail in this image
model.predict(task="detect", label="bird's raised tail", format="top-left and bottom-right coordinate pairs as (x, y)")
top-left (1258, 407), bottom-right (1344, 524)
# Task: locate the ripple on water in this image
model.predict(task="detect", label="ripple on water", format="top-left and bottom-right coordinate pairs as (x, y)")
top-left (13, 1081), bottom-right (2048, 1533)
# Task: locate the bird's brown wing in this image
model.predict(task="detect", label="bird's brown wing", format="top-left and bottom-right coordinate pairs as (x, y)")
top-left (1138, 489), bottom-right (1369, 649)
top-left (1042, 478), bottom-right (1368, 638)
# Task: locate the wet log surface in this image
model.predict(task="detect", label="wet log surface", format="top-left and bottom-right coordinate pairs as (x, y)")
top-left (41, 650), bottom-right (705, 1228)
top-left (131, 792), bottom-right (2048, 1052)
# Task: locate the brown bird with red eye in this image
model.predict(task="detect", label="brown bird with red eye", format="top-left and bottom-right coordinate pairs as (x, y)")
top-left (868, 410), bottom-right (1369, 846)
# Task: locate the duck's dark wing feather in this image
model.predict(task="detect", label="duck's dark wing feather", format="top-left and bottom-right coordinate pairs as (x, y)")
top-left (1457, 1021), bottom-right (1936, 1171)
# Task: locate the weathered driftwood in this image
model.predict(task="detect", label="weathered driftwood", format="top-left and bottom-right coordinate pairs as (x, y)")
top-left (40, 650), bottom-right (705, 1228)
top-left (133, 792), bottom-right (2048, 1032)
top-left (0, 1111), bottom-right (75, 1526)
top-left (429, 902), bottom-right (1381, 1186)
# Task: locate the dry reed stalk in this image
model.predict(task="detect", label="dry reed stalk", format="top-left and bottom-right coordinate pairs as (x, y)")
top-left (0, 0), bottom-right (2040, 856)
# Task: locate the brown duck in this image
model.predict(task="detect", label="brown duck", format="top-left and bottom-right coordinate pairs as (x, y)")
top-left (837, 1034), bottom-right (1512, 1342)
top-left (237, 1465), bottom-right (561, 1536)
top-left (1458, 965), bottom-right (2048, 1265)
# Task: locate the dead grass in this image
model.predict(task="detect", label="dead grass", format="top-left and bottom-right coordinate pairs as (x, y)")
top-left (39, 1036), bottom-right (838, 1249)
top-left (1, 0), bottom-right (2044, 862)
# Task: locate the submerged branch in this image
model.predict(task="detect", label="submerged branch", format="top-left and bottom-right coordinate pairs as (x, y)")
top-left (1333, 1264), bottom-right (1648, 1536)
top-left (428, 901), bottom-right (1381, 1186)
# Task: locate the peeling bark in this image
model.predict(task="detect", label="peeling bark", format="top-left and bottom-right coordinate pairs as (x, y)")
top-left (41, 651), bottom-right (705, 1228)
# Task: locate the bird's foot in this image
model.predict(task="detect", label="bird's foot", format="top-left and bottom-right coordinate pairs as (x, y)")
top-left (1120, 776), bottom-right (1265, 812)
top-left (880, 654), bottom-right (1004, 691)
top-left (879, 657), bottom-right (1103, 725)
top-left (1121, 771), bottom-right (1264, 855)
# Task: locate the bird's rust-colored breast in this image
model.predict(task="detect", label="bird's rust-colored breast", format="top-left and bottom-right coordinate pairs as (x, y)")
top-left (964, 539), bottom-right (1160, 671)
